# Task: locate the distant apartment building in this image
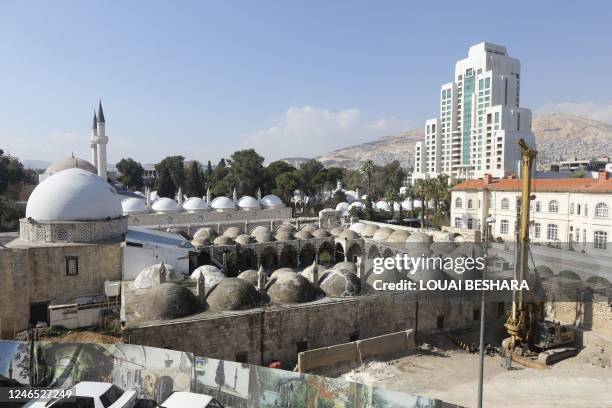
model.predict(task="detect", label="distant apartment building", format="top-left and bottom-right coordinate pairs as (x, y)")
top-left (413, 42), bottom-right (536, 182)
top-left (450, 172), bottom-right (612, 254)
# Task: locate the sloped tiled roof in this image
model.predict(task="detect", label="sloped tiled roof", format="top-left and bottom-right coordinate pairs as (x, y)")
top-left (452, 177), bottom-right (612, 193)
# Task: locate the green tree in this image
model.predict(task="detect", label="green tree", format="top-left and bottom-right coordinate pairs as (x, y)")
top-left (275, 170), bottom-right (301, 203)
top-left (184, 161), bottom-right (205, 197)
top-left (263, 160), bottom-right (295, 193)
top-left (229, 149), bottom-right (265, 196)
top-left (155, 155), bottom-right (185, 196)
top-left (156, 166), bottom-right (175, 198)
top-left (360, 160), bottom-right (375, 197)
top-left (116, 158), bottom-right (144, 190)
top-left (0, 149), bottom-right (26, 196)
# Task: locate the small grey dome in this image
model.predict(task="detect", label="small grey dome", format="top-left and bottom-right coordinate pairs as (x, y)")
top-left (294, 230), bottom-right (313, 240)
top-left (386, 230), bottom-right (410, 242)
top-left (334, 261), bottom-right (357, 275)
top-left (362, 224), bottom-right (379, 238)
top-left (312, 228), bottom-right (331, 238)
top-left (372, 227), bottom-right (393, 241)
top-left (429, 241), bottom-right (457, 255)
top-left (270, 267), bottom-right (296, 280)
top-left (193, 227), bottom-right (217, 243)
top-left (406, 232), bottom-right (432, 244)
top-left (300, 223), bottom-right (317, 233)
top-left (277, 223), bottom-right (296, 232)
top-left (250, 225), bottom-right (270, 236)
top-left (267, 272), bottom-right (316, 303)
top-left (206, 278), bottom-right (265, 311)
top-left (275, 230), bottom-right (295, 241)
top-left (331, 227), bottom-right (345, 237)
top-left (254, 232), bottom-right (274, 243)
top-left (364, 267), bottom-right (404, 293)
top-left (339, 229), bottom-right (360, 240)
top-left (137, 283), bottom-right (203, 320)
top-left (320, 269), bottom-right (361, 297)
top-left (223, 227), bottom-right (242, 239)
top-left (235, 234), bottom-right (254, 245)
top-left (237, 269), bottom-right (259, 286)
top-left (213, 235), bottom-right (235, 246)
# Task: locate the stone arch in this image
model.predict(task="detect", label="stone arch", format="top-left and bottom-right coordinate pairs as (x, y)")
top-left (279, 245), bottom-right (298, 268)
top-left (237, 247), bottom-right (258, 271)
top-left (382, 248), bottom-right (395, 259)
top-left (300, 242), bottom-right (316, 267)
top-left (261, 246), bottom-right (277, 272)
top-left (368, 245), bottom-right (380, 259)
top-left (346, 243), bottom-right (363, 263)
top-left (318, 241), bottom-right (334, 266)
top-left (335, 242), bottom-right (345, 262)
top-left (558, 270), bottom-right (581, 281)
top-left (586, 276), bottom-right (611, 288)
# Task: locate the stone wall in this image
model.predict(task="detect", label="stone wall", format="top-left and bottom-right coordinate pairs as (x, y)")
top-left (128, 207), bottom-right (293, 227)
top-left (124, 291), bottom-right (478, 368)
top-left (0, 242), bottom-right (122, 338)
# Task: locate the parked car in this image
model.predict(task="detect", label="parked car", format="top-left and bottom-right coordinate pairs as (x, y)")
top-left (24, 382), bottom-right (137, 408)
top-left (160, 392), bottom-right (224, 408)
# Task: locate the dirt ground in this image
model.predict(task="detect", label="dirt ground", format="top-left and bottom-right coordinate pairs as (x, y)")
top-left (341, 333), bottom-right (612, 408)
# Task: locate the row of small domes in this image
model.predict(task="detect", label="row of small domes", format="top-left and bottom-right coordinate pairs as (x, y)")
top-left (122, 194), bottom-right (284, 215)
top-left (334, 199), bottom-right (424, 216)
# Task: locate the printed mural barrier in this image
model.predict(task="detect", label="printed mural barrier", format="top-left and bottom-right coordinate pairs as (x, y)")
top-left (0, 340), bottom-right (457, 407)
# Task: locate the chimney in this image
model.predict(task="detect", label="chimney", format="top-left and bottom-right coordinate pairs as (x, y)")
top-left (196, 271), bottom-right (206, 301)
top-left (484, 173), bottom-right (493, 185)
top-left (257, 265), bottom-right (267, 291)
top-left (598, 170), bottom-right (609, 183)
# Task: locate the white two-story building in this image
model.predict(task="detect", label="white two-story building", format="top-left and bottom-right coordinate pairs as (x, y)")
top-left (450, 172), bottom-right (612, 255)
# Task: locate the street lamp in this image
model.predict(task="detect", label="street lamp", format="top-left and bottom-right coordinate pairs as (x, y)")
top-left (477, 216), bottom-right (495, 408)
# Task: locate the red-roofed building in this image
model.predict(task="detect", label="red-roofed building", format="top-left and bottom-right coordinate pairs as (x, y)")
top-left (450, 172), bottom-right (612, 253)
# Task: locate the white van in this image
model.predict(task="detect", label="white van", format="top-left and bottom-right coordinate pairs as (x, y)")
top-left (160, 392), bottom-right (224, 408)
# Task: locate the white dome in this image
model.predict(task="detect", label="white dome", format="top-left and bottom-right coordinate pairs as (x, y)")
top-left (375, 200), bottom-right (391, 212)
top-left (150, 191), bottom-right (160, 201)
top-left (183, 197), bottom-right (209, 212)
top-left (152, 197), bottom-right (181, 213)
top-left (190, 265), bottom-right (226, 287)
top-left (335, 202), bottom-right (350, 212)
top-left (344, 190), bottom-right (357, 203)
top-left (134, 263), bottom-right (181, 289)
top-left (238, 196), bottom-right (261, 210)
top-left (211, 196), bottom-right (236, 211)
top-left (122, 197), bottom-right (148, 214)
top-left (401, 199), bottom-right (413, 210)
top-left (393, 202), bottom-right (401, 212)
top-left (26, 168), bottom-right (122, 222)
top-left (45, 156), bottom-right (97, 175)
top-left (261, 194), bottom-right (284, 208)
top-left (348, 201), bottom-right (365, 212)
top-left (349, 222), bottom-right (366, 234)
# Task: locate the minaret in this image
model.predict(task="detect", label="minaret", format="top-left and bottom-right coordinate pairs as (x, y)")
top-left (96, 100), bottom-right (108, 180)
top-left (90, 110), bottom-right (98, 169)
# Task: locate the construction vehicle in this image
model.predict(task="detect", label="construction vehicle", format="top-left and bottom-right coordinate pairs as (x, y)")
top-left (502, 139), bottom-right (577, 366)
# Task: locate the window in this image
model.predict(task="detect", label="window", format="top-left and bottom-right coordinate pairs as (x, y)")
top-left (595, 203), bottom-right (609, 218)
top-left (547, 224), bottom-right (558, 240)
top-left (575, 228), bottom-right (580, 242)
top-left (500, 198), bottom-right (510, 210)
top-left (594, 231), bottom-right (607, 250)
top-left (570, 203), bottom-right (574, 214)
top-left (500, 219), bottom-right (509, 235)
top-left (100, 385), bottom-right (124, 408)
top-left (454, 217), bottom-right (463, 228)
top-left (534, 223), bottom-right (541, 238)
top-left (455, 197), bottom-right (463, 208)
top-left (535, 201), bottom-right (541, 212)
top-left (467, 199), bottom-right (473, 209)
top-left (65, 256), bottom-right (78, 276)
top-left (548, 200), bottom-right (559, 213)
top-left (583, 229), bottom-right (587, 245)
top-left (467, 218), bottom-right (473, 229)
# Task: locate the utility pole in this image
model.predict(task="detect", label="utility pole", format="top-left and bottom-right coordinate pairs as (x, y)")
top-left (477, 216), bottom-right (494, 408)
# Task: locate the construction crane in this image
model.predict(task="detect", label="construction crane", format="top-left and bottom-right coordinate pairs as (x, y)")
top-left (502, 139), bottom-right (577, 366)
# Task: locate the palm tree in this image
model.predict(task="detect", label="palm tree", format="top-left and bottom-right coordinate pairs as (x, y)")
top-left (360, 160), bottom-right (375, 197)
top-left (384, 189), bottom-right (398, 219)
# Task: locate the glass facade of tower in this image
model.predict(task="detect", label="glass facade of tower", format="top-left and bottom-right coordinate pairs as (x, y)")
top-left (461, 71), bottom-right (475, 165)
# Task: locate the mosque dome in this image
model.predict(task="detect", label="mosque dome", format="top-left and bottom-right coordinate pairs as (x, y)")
top-left (152, 197), bottom-right (181, 214)
top-left (270, 267), bottom-right (296, 280)
top-left (134, 263), bottom-right (181, 289)
top-left (339, 229), bottom-right (359, 240)
top-left (429, 241), bottom-right (457, 256)
top-left (334, 261), bottom-right (358, 275)
top-left (375, 201), bottom-right (391, 212)
top-left (237, 196), bottom-right (261, 210)
top-left (44, 156), bottom-right (97, 175)
top-left (372, 227), bottom-right (393, 241)
top-left (401, 199), bottom-right (414, 211)
top-left (267, 271), bottom-right (316, 303)
top-left (190, 265), bottom-right (226, 288)
top-left (277, 223), bottom-right (296, 232)
top-left (348, 202), bottom-right (365, 213)
top-left (250, 225), bottom-right (270, 236)
top-left (364, 267), bottom-right (404, 293)
top-left (300, 263), bottom-right (325, 284)
top-left (393, 202), bottom-right (402, 212)
top-left (349, 222), bottom-right (366, 235)
top-left (335, 202), bottom-right (350, 213)
top-left (223, 227), bottom-right (242, 239)
top-left (254, 232), bottom-right (274, 243)
top-left (122, 197), bottom-right (148, 215)
top-left (300, 223), bottom-right (318, 233)
top-left (26, 168), bottom-right (122, 222)
top-left (237, 269), bottom-right (259, 286)
top-left (192, 227), bottom-right (217, 245)
top-left (294, 230), bottom-right (313, 240)
top-left (137, 283), bottom-right (203, 320)
top-left (213, 235), bottom-right (235, 246)
top-left (183, 197), bottom-right (209, 212)
top-left (235, 234), bottom-right (254, 245)
top-left (261, 194), bottom-right (284, 208)
top-left (331, 227), bottom-right (345, 237)
top-left (275, 230), bottom-right (295, 241)
top-left (387, 229), bottom-right (410, 242)
top-left (320, 269), bottom-right (361, 297)
top-left (312, 228), bottom-right (331, 238)
top-left (206, 278), bottom-right (265, 311)
top-left (344, 190), bottom-right (358, 203)
top-left (210, 196), bottom-right (236, 211)
top-left (361, 224), bottom-right (379, 238)
top-left (406, 232), bottom-right (432, 244)
top-left (432, 231), bottom-right (454, 242)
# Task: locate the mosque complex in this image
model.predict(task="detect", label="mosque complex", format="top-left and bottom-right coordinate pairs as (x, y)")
top-left (1, 103), bottom-right (608, 369)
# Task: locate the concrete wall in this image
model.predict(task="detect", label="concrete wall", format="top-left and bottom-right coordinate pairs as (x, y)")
top-left (296, 329), bottom-right (415, 374)
top-left (0, 242), bottom-right (122, 338)
top-left (125, 292), bottom-right (477, 368)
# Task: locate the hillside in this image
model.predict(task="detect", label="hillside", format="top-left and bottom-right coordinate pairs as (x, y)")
top-left (313, 113), bottom-right (612, 169)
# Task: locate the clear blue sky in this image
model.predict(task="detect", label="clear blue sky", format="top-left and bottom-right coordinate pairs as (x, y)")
top-left (1, 0), bottom-right (612, 165)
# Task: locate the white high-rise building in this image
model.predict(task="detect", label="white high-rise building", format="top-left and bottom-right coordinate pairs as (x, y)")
top-left (413, 42), bottom-right (535, 182)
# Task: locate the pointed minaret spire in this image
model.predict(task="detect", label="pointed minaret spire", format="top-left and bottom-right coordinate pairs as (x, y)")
top-left (232, 187), bottom-right (237, 203)
top-left (97, 100), bottom-right (105, 123)
top-left (257, 265), bottom-right (267, 291)
top-left (92, 110), bottom-right (98, 130)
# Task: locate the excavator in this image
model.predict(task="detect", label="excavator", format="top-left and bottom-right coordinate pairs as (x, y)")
top-left (501, 139), bottom-right (577, 366)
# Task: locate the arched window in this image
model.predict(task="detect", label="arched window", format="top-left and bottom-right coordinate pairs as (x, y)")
top-left (467, 199), bottom-right (473, 209)
top-left (500, 198), bottom-right (510, 210)
top-left (547, 224), bottom-right (558, 240)
top-left (455, 197), bottom-right (463, 209)
top-left (535, 201), bottom-right (541, 212)
top-left (594, 231), bottom-right (608, 250)
top-left (500, 219), bottom-right (509, 235)
top-left (454, 217), bottom-right (463, 228)
top-left (548, 200), bottom-right (559, 213)
top-left (595, 202), bottom-right (609, 218)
